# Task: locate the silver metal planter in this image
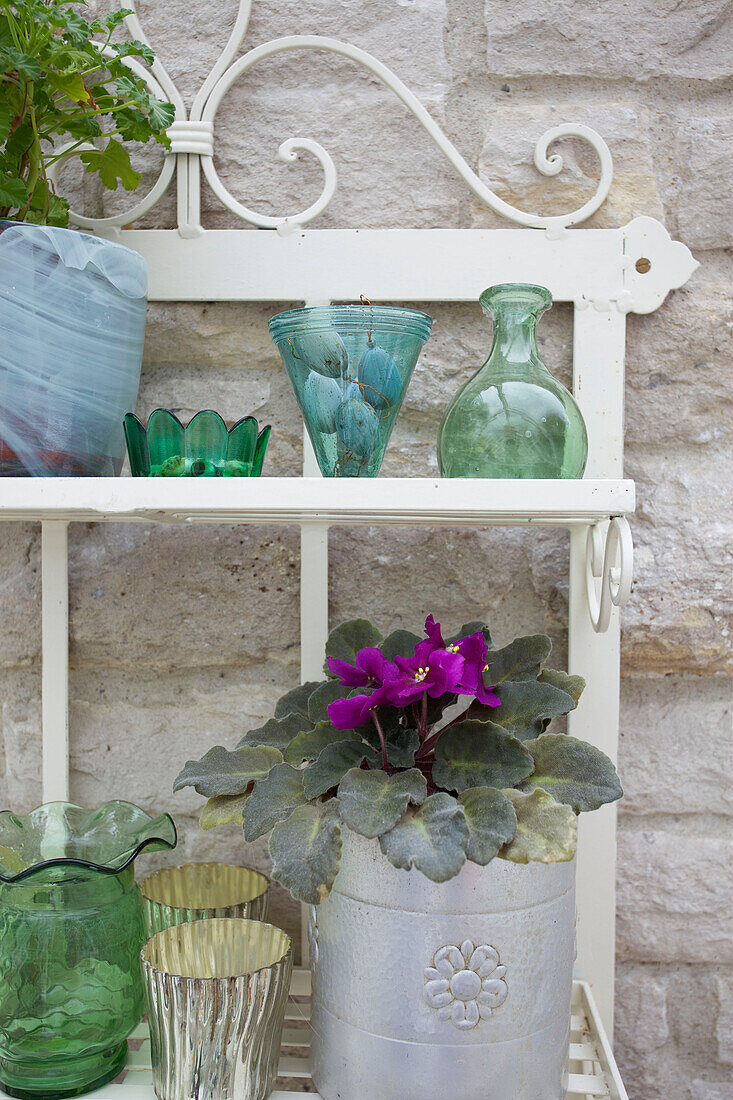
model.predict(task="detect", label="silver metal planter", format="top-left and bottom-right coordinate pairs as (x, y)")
top-left (310, 829), bottom-right (576, 1100)
top-left (142, 917), bottom-right (292, 1100)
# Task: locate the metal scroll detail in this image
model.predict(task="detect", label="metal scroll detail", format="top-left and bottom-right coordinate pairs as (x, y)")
top-left (67, 0), bottom-right (614, 234)
top-left (585, 517), bottom-right (634, 633)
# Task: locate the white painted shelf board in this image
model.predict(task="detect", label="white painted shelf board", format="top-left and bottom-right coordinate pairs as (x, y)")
top-left (1, 972), bottom-right (626, 1100)
top-left (0, 477), bottom-right (634, 527)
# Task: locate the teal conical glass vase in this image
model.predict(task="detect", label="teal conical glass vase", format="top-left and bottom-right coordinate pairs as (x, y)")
top-left (437, 284), bottom-right (588, 478)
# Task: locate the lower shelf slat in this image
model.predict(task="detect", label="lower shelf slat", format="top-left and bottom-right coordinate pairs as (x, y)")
top-left (0, 974), bottom-right (628, 1100)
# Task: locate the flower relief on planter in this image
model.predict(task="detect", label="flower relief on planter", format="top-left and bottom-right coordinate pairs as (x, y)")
top-left (424, 940), bottom-right (508, 1031)
top-left (174, 615), bottom-right (623, 907)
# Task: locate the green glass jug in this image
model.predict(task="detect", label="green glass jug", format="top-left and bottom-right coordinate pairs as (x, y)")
top-left (437, 284), bottom-right (588, 478)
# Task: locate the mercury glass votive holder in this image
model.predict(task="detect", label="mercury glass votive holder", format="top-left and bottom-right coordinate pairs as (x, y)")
top-left (138, 862), bottom-right (269, 936)
top-left (142, 918), bottom-right (293, 1100)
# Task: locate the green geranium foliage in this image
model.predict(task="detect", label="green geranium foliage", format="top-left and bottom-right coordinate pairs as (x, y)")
top-left (0, 0), bottom-right (173, 225)
top-left (174, 615), bottom-right (622, 904)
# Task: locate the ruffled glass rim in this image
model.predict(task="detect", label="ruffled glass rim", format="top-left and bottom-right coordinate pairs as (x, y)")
top-left (268, 304), bottom-right (433, 341)
top-left (124, 409), bottom-right (271, 477)
top-left (0, 800), bottom-right (177, 883)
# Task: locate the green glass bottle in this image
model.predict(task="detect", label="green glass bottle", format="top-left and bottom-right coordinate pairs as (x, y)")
top-left (437, 284), bottom-right (588, 478)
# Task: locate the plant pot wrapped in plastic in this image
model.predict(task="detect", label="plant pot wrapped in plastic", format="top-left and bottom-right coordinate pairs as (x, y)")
top-left (0, 222), bottom-right (147, 477)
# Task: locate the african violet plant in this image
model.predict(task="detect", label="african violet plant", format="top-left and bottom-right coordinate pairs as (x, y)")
top-left (0, 0), bottom-right (173, 225)
top-left (175, 617), bottom-right (622, 905)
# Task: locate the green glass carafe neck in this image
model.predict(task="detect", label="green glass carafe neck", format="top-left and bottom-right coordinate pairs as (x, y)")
top-left (479, 283), bottom-right (552, 371)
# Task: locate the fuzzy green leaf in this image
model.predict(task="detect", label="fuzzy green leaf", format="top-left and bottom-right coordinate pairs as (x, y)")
top-left (522, 734), bottom-right (622, 812)
top-left (237, 712), bottom-right (311, 752)
top-left (338, 768), bottom-right (427, 838)
top-left (200, 792), bottom-right (249, 831)
top-left (243, 763), bottom-right (307, 842)
top-left (284, 720), bottom-right (355, 765)
top-left (458, 787), bottom-right (518, 864)
top-left (488, 681), bottom-right (577, 739)
top-left (449, 621), bottom-right (492, 645)
top-left (499, 788), bottom-right (577, 864)
top-left (307, 680), bottom-right (345, 723)
top-left (485, 634), bottom-right (552, 683)
top-left (269, 799), bottom-right (342, 905)
top-left (379, 793), bottom-right (468, 882)
top-left (432, 721), bottom-right (534, 794)
top-left (303, 740), bottom-right (378, 799)
top-left (324, 618), bottom-right (382, 673)
top-left (275, 681), bottom-right (321, 719)
top-left (538, 669), bottom-right (586, 708)
top-left (380, 629), bottom-right (421, 661)
top-left (80, 137), bottom-right (140, 191)
top-left (173, 744), bottom-right (282, 798)
top-left (385, 729), bottom-right (420, 767)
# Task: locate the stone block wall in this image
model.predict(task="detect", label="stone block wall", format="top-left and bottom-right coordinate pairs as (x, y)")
top-left (1, 1), bottom-right (731, 1096)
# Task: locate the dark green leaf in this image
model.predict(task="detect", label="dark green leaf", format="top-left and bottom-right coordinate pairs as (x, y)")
top-left (308, 679), bottom-right (345, 723)
top-left (485, 634), bottom-right (552, 684)
top-left (173, 744), bottom-right (282, 797)
top-left (488, 681), bottom-right (577, 739)
top-left (448, 621), bottom-right (492, 646)
top-left (269, 799), bottom-right (342, 904)
top-left (243, 763), bottom-right (307, 842)
top-left (80, 137), bottom-right (140, 191)
top-left (303, 740), bottom-right (378, 799)
top-left (0, 47), bottom-right (41, 80)
top-left (284, 720), bottom-right (355, 765)
top-left (275, 681), bottom-right (321, 719)
top-left (200, 792), bottom-right (250, 830)
top-left (237, 713), bottom-right (311, 752)
top-left (499, 788), bottom-right (577, 864)
top-left (0, 102), bottom-right (12, 143)
top-left (458, 787), bottom-right (517, 864)
top-left (521, 734), bottom-right (622, 812)
top-left (380, 629), bottom-right (421, 661)
top-left (338, 768), bottom-right (427, 837)
top-left (324, 618), bottom-right (382, 673)
top-left (0, 174), bottom-right (27, 208)
top-left (432, 721), bottom-right (534, 793)
top-left (110, 40), bottom-right (155, 66)
top-left (379, 793), bottom-right (468, 882)
top-left (385, 729), bottom-right (419, 767)
top-left (538, 669), bottom-right (585, 707)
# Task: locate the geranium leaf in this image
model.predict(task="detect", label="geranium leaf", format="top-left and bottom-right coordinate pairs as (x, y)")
top-left (0, 175), bottom-right (27, 208)
top-left (308, 680), bottom-right (346, 723)
top-left (80, 137), bottom-right (140, 191)
top-left (0, 103), bottom-right (13, 143)
top-left (237, 713), bottom-right (311, 752)
top-left (458, 787), bottom-right (518, 864)
top-left (284, 720), bottom-right (357, 765)
top-left (303, 740), bottom-right (378, 799)
top-left (499, 789), bottom-right (577, 864)
top-left (173, 745), bottom-right (282, 797)
top-left (487, 681), bottom-right (577, 739)
top-left (380, 629), bottom-right (421, 660)
top-left (275, 681), bottom-right (321, 719)
top-left (485, 634), bottom-right (552, 683)
top-left (338, 768), bottom-right (427, 838)
top-left (521, 734), bottom-right (622, 812)
top-left (324, 619), bottom-right (382, 673)
top-left (432, 721), bottom-right (534, 793)
top-left (538, 669), bottom-right (586, 707)
top-left (385, 729), bottom-right (420, 767)
top-left (269, 799), bottom-right (342, 905)
top-left (243, 763), bottom-right (307, 842)
top-left (200, 792), bottom-right (250, 831)
top-left (379, 793), bottom-right (468, 882)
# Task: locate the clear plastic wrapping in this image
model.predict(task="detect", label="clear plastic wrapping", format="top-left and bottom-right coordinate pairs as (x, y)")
top-left (0, 222), bottom-right (147, 476)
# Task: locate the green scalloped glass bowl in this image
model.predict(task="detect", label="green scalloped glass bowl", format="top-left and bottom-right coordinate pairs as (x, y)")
top-left (0, 801), bottom-right (177, 1100)
top-left (124, 409), bottom-right (271, 477)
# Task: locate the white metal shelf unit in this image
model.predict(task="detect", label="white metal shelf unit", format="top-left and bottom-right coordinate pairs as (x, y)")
top-left (3, 0), bottom-right (699, 1066)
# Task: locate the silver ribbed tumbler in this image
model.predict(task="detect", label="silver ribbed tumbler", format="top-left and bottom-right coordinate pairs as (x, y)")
top-left (139, 862), bottom-right (269, 935)
top-left (141, 917), bottom-right (292, 1100)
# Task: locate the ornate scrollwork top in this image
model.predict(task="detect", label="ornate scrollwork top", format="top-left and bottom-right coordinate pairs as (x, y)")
top-left (66, 0), bottom-right (615, 234)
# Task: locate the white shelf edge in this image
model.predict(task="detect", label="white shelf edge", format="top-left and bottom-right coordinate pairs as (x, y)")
top-left (0, 477), bottom-right (635, 526)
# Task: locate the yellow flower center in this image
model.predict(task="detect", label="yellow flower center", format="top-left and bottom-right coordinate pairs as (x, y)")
top-left (414, 666), bottom-right (430, 682)
top-left (446, 644), bottom-right (459, 653)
